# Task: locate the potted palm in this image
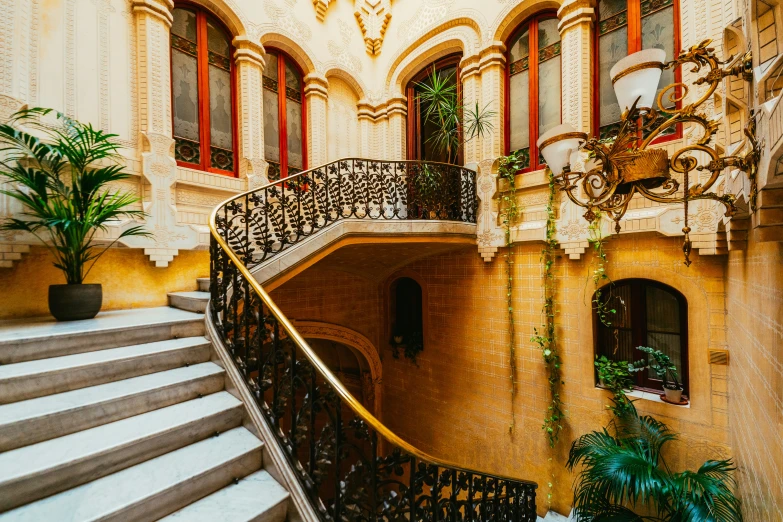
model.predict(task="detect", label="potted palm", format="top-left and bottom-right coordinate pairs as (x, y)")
top-left (567, 406), bottom-right (742, 521)
top-left (0, 108), bottom-right (148, 321)
top-left (637, 346), bottom-right (686, 404)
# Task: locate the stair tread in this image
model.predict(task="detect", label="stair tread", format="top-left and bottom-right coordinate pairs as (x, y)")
top-left (0, 362), bottom-right (224, 427)
top-left (0, 337), bottom-right (209, 381)
top-left (0, 307), bottom-right (203, 347)
top-left (161, 470), bottom-right (289, 521)
top-left (0, 427), bottom-right (263, 521)
top-left (0, 392), bottom-right (243, 487)
top-left (168, 291), bottom-right (210, 300)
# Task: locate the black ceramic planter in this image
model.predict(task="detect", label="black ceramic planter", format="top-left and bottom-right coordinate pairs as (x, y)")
top-left (48, 284), bottom-right (103, 321)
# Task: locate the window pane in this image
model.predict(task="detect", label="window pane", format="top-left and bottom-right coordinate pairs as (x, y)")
top-left (647, 332), bottom-right (683, 382)
top-left (209, 65), bottom-right (233, 170)
top-left (598, 27), bottom-right (628, 133)
top-left (600, 0), bottom-right (627, 19)
top-left (641, 2), bottom-right (675, 110)
top-left (509, 27), bottom-right (529, 159)
top-left (286, 99), bottom-right (304, 170)
top-left (416, 64), bottom-right (457, 163)
top-left (263, 52), bottom-right (280, 166)
top-left (538, 18), bottom-right (561, 138)
top-left (646, 285), bottom-right (680, 333)
top-left (171, 9), bottom-right (200, 165)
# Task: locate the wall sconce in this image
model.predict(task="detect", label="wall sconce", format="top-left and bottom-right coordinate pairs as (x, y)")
top-left (538, 40), bottom-right (759, 266)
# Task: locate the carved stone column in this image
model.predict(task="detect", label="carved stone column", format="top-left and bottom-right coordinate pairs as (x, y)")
top-left (473, 43), bottom-right (506, 262)
top-left (558, 0), bottom-right (595, 133)
top-left (130, 0), bottom-right (198, 266)
top-left (460, 54), bottom-right (481, 165)
top-left (357, 99), bottom-right (375, 157)
top-left (304, 73), bottom-right (329, 168)
top-left (234, 36), bottom-right (268, 188)
top-left (386, 95), bottom-right (407, 160)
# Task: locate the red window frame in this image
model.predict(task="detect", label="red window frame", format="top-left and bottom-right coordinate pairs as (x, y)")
top-left (593, 279), bottom-right (689, 395)
top-left (593, 0), bottom-right (682, 145)
top-left (264, 48), bottom-right (308, 180)
top-left (406, 54), bottom-right (463, 164)
top-left (504, 11), bottom-right (561, 173)
top-left (170, 3), bottom-right (239, 177)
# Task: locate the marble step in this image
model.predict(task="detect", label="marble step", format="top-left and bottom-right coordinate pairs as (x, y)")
top-left (0, 392), bottom-right (244, 512)
top-left (161, 470), bottom-right (289, 522)
top-left (0, 337), bottom-right (212, 404)
top-left (0, 427), bottom-right (263, 522)
top-left (0, 307), bottom-right (205, 364)
top-left (168, 292), bottom-right (211, 313)
top-left (0, 362), bottom-right (225, 452)
top-left (197, 278), bottom-right (210, 292)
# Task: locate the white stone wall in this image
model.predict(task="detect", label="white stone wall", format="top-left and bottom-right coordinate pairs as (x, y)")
top-left (0, 0), bottom-right (778, 265)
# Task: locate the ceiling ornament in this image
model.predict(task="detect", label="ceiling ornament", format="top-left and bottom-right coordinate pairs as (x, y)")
top-left (312, 0), bottom-right (332, 21)
top-left (354, 0), bottom-right (392, 55)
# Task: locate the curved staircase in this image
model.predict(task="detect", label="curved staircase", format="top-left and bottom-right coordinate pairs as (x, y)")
top-left (0, 305), bottom-right (289, 521)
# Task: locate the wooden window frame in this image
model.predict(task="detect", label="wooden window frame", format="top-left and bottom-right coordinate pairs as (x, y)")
top-left (405, 54), bottom-right (463, 163)
top-left (593, 279), bottom-right (689, 395)
top-left (593, 0), bottom-right (683, 145)
top-left (265, 48), bottom-right (308, 180)
top-left (170, 3), bottom-right (239, 177)
top-left (503, 11), bottom-right (561, 173)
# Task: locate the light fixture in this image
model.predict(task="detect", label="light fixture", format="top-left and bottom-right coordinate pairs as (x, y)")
top-left (541, 40), bottom-right (758, 266)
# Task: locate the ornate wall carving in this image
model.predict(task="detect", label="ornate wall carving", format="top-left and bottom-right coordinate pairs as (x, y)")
top-left (354, 0), bottom-right (392, 55)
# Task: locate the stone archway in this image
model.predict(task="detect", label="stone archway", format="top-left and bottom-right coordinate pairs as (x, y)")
top-left (293, 320), bottom-right (383, 419)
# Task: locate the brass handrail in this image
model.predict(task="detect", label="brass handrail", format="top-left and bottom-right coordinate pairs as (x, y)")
top-left (208, 157), bottom-right (534, 486)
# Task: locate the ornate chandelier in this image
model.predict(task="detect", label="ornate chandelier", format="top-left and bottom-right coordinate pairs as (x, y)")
top-left (537, 40), bottom-right (759, 266)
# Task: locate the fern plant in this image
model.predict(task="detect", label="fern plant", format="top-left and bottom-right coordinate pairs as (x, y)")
top-left (0, 108), bottom-right (148, 284)
top-left (567, 406), bottom-right (743, 522)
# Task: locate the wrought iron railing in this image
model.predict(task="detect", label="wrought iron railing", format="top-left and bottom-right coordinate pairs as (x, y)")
top-left (209, 158), bottom-right (537, 521)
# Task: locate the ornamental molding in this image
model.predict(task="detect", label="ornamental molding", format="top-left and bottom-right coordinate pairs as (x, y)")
top-left (354, 0), bottom-right (392, 55)
top-left (312, 0), bottom-right (332, 21)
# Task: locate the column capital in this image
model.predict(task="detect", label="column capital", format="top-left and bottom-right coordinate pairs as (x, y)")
top-left (558, 0), bottom-right (596, 32)
top-left (233, 36), bottom-right (266, 69)
top-left (131, 0), bottom-right (174, 26)
top-left (304, 73), bottom-right (329, 100)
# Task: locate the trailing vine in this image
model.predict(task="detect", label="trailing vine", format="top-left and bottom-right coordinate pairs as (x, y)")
top-left (587, 212), bottom-right (616, 330)
top-left (498, 152), bottom-right (525, 433)
top-left (531, 170), bottom-right (564, 448)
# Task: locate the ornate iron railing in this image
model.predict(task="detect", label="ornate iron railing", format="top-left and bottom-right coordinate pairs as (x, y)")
top-left (216, 158), bottom-right (477, 270)
top-left (209, 158), bottom-right (537, 521)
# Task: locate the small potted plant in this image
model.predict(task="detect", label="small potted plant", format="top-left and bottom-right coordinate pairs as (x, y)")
top-left (594, 356), bottom-right (634, 390)
top-left (636, 346), bottom-right (686, 404)
top-left (0, 108), bottom-right (148, 321)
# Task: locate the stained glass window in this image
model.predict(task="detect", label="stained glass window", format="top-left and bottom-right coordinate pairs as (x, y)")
top-left (263, 50), bottom-right (306, 181)
top-left (171, 7), bottom-right (235, 174)
top-left (506, 14), bottom-right (561, 171)
top-left (596, 0), bottom-right (679, 140)
top-left (594, 279), bottom-right (689, 393)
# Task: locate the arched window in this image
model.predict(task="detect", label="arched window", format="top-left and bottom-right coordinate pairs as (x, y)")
top-left (505, 14), bottom-right (561, 171)
top-left (263, 49), bottom-right (307, 181)
top-left (594, 279), bottom-right (688, 393)
top-left (389, 277), bottom-right (424, 358)
top-left (595, 0), bottom-right (680, 140)
top-left (170, 6), bottom-right (236, 175)
top-left (406, 55), bottom-right (462, 163)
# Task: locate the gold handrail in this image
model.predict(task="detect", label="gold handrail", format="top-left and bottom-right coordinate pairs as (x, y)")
top-left (209, 158), bottom-right (535, 486)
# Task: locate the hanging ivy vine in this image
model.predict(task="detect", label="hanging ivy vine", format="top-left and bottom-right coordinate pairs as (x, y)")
top-left (498, 152), bottom-right (525, 433)
top-left (587, 212), bottom-right (616, 329)
top-left (532, 170), bottom-right (564, 448)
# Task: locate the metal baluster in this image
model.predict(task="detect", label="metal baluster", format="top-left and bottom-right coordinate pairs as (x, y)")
top-left (503, 481), bottom-right (510, 521)
top-left (333, 396), bottom-right (343, 520)
top-left (432, 466), bottom-right (439, 522)
top-left (450, 469), bottom-right (457, 522)
top-left (370, 431), bottom-right (378, 522)
top-left (231, 259), bottom-right (239, 357)
top-left (409, 457), bottom-right (417, 522)
top-left (290, 339), bottom-right (298, 459)
top-left (528, 486), bottom-right (536, 522)
top-left (467, 473), bottom-right (474, 522)
top-left (308, 361), bottom-right (316, 477)
top-left (494, 478), bottom-right (500, 519)
top-left (481, 477), bottom-right (488, 521)
top-left (242, 199), bottom-right (250, 378)
top-left (272, 319), bottom-right (280, 429)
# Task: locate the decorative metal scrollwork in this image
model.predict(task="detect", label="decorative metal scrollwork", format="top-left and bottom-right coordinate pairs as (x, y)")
top-left (209, 158), bottom-right (537, 520)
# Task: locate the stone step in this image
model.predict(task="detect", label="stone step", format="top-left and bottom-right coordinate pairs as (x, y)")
top-left (160, 470), bottom-right (289, 522)
top-left (168, 292), bottom-right (211, 314)
top-left (0, 362), bottom-right (225, 452)
top-left (197, 278), bottom-right (210, 292)
top-left (0, 427), bottom-right (263, 521)
top-left (0, 337), bottom-right (211, 404)
top-left (0, 307), bottom-right (205, 364)
top-left (0, 392), bottom-right (244, 512)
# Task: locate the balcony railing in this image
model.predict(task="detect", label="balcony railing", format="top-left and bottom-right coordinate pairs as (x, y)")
top-left (209, 158), bottom-right (537, 521)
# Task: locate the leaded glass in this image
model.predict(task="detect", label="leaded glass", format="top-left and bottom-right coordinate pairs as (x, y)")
top-left (172, 8), bottom-right (199, 165)
top-left (508, 27), bottom-right (529, 159)
top-left (538, 18), bottom-right (561, 138)
top-left (598, 0), bottom-right (628, 130)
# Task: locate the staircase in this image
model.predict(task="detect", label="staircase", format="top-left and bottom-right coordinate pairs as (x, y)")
top-left (0, 286), bottom-right (291, 521)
